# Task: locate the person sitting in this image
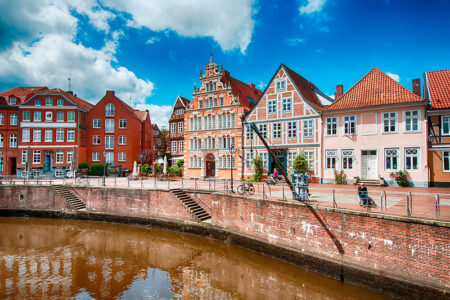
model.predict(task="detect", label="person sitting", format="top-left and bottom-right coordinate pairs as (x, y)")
top-left (272, 168), bottom-right (279, 181)
top-left (358, 183), bottom-right (369, 206)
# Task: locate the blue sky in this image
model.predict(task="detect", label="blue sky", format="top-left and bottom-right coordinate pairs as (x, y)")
top-left (0, 0), bottom-right (449, 127)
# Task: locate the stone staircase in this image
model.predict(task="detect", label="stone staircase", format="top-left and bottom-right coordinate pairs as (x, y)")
top-left (357, 179), bottom-right (384, 186)
top-left (52, 185), bottom-right (86, 211)
top-left (169, 189), bottom-right (211, 222)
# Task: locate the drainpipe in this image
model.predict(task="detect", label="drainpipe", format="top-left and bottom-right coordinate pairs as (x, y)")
top-left (240, 113), bottom-right (244, 180)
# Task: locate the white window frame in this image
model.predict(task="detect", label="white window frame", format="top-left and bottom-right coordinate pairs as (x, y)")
top-left (22, 128), bottom-right (30, 142)
top-left (325, 150), bottom-right (337, 169)
top-left (10, 97), bottom-right (17, 105)
top-left (443, 151), bottom-right (450, 172)
top-left (246, 125), bottom-right (254, 141)
top-left (56, 111), bottom-right (64, 122)
top-left (382, 111), bottom-right (398, 133)
top-left (268, 99), bottom-right (277, 114)
top-left (0, 134), bottom-right (3, 147)
top-left (105, 136), bottom-right (114, 150)
top-left (45, 129), bottom-right (52, 142)
top-left (405, 147), bottom-right (420, 171)
top-left (272, 123), bottom-right (282, 139)
top-left (33, 129), bottom-right (41, 142)
top-left (303, 119), bottom-right (314, 138)
top-left (287, 121), bottom-right (297, 139)
top-left (282, 98), bottom-right (292, 112)
top-left (276, 80), bottom-right (286, 91)
top-left (56, 129), bottom-right (64, 142)
top-left (287, 151), bottom-right (296, 169)
top-left (384, 148), bottom-right (399, 171)
top-left (326, 117), bottom-right (338, 136)
top-left (105, 119), bottom-right (114, 133)
top-left (46, 97), bottom-right (53, 106)
top-left (119, 119), bottom-right (127, 129)
top-left (22, 111), bottom-right (30, 122)
top-left (33, 150), bottom-right (41, 164)
top-left (118, 152), bottom-right (126, 162)
top-left (245, 152), bottom-right (255, 169)
top-left (92, 152), bottom-right (100, 162)
top-left (34, 111), bottom-right (41, 122)
top-left (35, 99), bottom-right (41, 106)
top-left (179, 140), bottom-right (184, 152)
top-left (172, 141), bottom-right (177, 152)
top-left (171, 123), bottom-right (176, 133)
top-left (93, 135), bottom-right (101, 145)
top-left (57, 99), bottom-right (64, 106)
top-left (343, 115), bottom-right (356, 135)
top-left (105, 103), bottom-right (115, 117)
top-left (403, 110), bottom-right (421, 132)
top-left (55, 150), bottom-right (64, 164)
top-left (105, 152), bottom-right (114, 164)
top-left (118, 135), bottom-right (126, 145)
top-left (10, 114), bottom-right (17, 126)
top-left (67, 111), bottom-right (75, 122)
top-left (93, 119), bottom-right (101, 128)
top-left (0, 113), bottom-right (4, 125)
top-left (67, 151), bottom-right (73, 163)
top-left (9, 134), bottom-right (17, 147)
top-left (303, 150), bottom-right (315, 171)
top-left (259, 124), bottom-right (267, 139)
top-left (341, 149), bottom-right (354, 170)
top-left (67, 129), bottom-right (75, 142)
top-left (22, 150), bottom-right (27, 164)
top-left (178, 122), bottom-right (183, 133)
top-left (442, 116), bottom-right (450, 136)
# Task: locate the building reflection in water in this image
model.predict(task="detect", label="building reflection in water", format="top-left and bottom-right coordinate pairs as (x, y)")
top-left (0, 217), bottom-right (388, 299)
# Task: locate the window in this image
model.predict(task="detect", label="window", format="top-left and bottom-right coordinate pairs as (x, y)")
top-left (67, 151), bottom-right (73, 163)
top-left (92, 135), bottom-right (101, 145)
top-left (178, 122), bottom-right (183, 133)
top-left (22, 111), bottom-right (30, 122)
top-left (45, 129), bottom-right (52, 142)
top-left (385, 148), bottom-right (399, 171)
top-left (57, 99), bottom-right (64, 106)
top-left (46, 97), bottom-right (53, 106)
top-left (55, 151), bottom-right (64, 164)
top-left (0, 113), bottom-right (3, 125)
top-left (92, 152), bottom-right (100, 162)
top-left (93, 119), bottom-right (101, 128)
top-left (105, 152), bottom-right (114, 164)
top-left (303, 120), bottom-right (314, 138)
top-left (443, 152), bottom-right (450, 172)
top-left (56, 129), bottom-right (64, 142)
top-left (199, 100), bottom-right (203, 109)
top-left (259, 124), bottom-right (267, 139)
top-left (179, 140), bottom-right (184, 152)
top-left (405, 148), bottom-right (420, 171)
top-left (219, 97), bottom-right (224, 106)
top-left (190, 138), bottom-right (202, 150)
top-left (190, 156), bottom-right (201, 168)
top-left (204, 137), bottom-right (215, 150)
top-left (342, 149), bottom-right (354, 170)
top-left (382, 112), bottom-right (397, 133)
top-left (35, 99), bottom-right (41, 106)
top-left (67, 129), bottom-right (75, 142)
top-left (276, 80), bottom-right (286, 91)
top-left (33, 129), bottom-right (41, 142)
top-left (326, 117), bottom-right (338, 136)
top-left (171, 123), bottom-right (176, 133)
top-left (219, 156), bottom-right (235, 169)
top-left (246, 125), bottom-right (254, 140)
top-left (0, 134), bottom-right (3, 147)
top-left (175, 108), bottom-right (184, 115)
top-left (21, 150), bottom-right (27, 164)
top-left (304, 150), bottom-right (315, 170)
top-left (10, 114), bottom-right (17, 125)
top-left (245, 152), bottom-right (255, 169)
top-left (33, 150), bottom-right (40, 164)
top-left (343, 115), bottom-right (356, 135)
top-left (118, 152), bottom-right (126, 162)
top-left (45, 111), bottom-right (52, 121)
top-left (105, 136), bottom-right (114, 149)
top-left (56, 111), bottom-right (64, 122)
top-left (287, 152), bottom-right (296, 169)
top-left (119, 119), bottom-right (127, 128)
top-left (105, 103), bottom-right (115, 116)
top-left (219, 136), bottom-right (234, 149)
top-left (118, 136), bottom-right (126, 145)
top-left (287, 121), bottom-right (297, 138)
top-left (105, 119), bottom-right (114, 133)
top-left (404, 110), bottom-right (420, 132)
top-left (272, 123), bottom-right (282, 139)
top-left (67, 111), bottom-right (75, 122)
top-left (268, 99), bottom-right (277, 114)
top-left (282, 98), bottom-right (292, 112)
top-left (34, 111), bottom-right (41, 122)
top-left (22, 129), bottom-right (30, 142)
top-left (260, 152), bottom-right (268, 170)
top-left (442, 116), bottom-right (450, 135)
top-left (9, 134), bottom-right (17, 147)
top-left (172, 141), bottom-right (177, 152)
top-left (9, 97), bottom-right (17, 105)
top-left (325, 150), bottom-right (337, 169)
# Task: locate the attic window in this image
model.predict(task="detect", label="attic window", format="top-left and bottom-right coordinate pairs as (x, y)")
top-left (10, 97), bottom-right (17, 105)
top-left (350, 96), bottom-right (355, 100)
top-left (395, 90), bottom-right (399, 94)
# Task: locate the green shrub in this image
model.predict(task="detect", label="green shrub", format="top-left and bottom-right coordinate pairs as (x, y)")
top-left (168, 164), bottom-right (182, 176)
top-left (252, 156), bottom-right (263, 182)
top-left (79, 162), bottom-right (89, 169)
top-left (141, 164), bottom-right (152, 175)
top-left (390, 170), bottom-right (409, 187)
top-left (293, 154), bottom-right (308, 174)
top-left (334, 169), bottom-right (347, 184)
top-left (175, 160), bottom-right (184, 168)
top-left (155, 163), bottom-right (163, 174)
top-left (89, 163), bottom-right (104, 176)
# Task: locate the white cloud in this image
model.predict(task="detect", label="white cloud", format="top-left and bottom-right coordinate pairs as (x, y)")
top-left (286, 38), bottom-right (306, 47)
top-left (146, 36), bottom-right (161, 45)
top-left (257, 81), bottom-right (266, 90)
top-left (299, 0), bottom-right (327, 14)
top-left (135, 103), bottom-right (173, 128)
top-left (102, 0), bottom-right (258, 53)
top-left (387, 72), bottom-right (400, 82)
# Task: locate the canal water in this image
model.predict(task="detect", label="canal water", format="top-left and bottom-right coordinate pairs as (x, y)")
top-left (0, 217), bottom-right (389, 299)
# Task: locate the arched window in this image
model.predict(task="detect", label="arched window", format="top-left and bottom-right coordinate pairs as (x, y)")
top-left (105, 103), bottom-right (115, 116)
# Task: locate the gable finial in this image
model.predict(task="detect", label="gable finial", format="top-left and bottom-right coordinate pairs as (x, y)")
top-left (210, 52), bottom-right (213, 63)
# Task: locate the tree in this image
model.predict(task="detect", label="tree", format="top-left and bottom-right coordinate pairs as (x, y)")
top-left (138, 149), bottom-right (152, 164)
top-left (252, 156), bottom-right (263, 182)
top-left (293, 154), bottom-right (308, 174)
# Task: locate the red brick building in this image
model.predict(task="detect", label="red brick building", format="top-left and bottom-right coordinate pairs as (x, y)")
top-left (169, 96), bottom-right (190, 164)
top-left (86, 91), bottom-right (152, 172)
top-left (17, 88), bottom-right (94, 177)
top-left (0, 87), bottom-right (47, 176)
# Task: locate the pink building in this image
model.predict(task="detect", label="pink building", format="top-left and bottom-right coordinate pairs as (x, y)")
top-left (322, 68), bottom-right (428, 187)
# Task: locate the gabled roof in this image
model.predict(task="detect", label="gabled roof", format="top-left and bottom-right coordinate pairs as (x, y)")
top-left (134, 110), bottom-right (148, 122)
top-left (48, 88), bottom-right (94, 111)
top-left (425, 69), bottom-right (450, 109)
top-left (0, 86), bottom-right (48, 104)
top-left (153, 124), bottom-right (160, 130)
top-left (227, 76), bottom-right (262, 111)
top-left (178, 96), bottom-right (191, 107)
top-left (324, 67), bottom-right (424, 111)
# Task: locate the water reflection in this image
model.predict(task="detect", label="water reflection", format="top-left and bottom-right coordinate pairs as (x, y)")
top-left (0, 217), bottom-right (389, 299)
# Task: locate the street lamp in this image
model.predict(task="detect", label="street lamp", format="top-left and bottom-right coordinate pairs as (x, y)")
top-left (102, 150), bottom-right (106, 186)
top-left (228, 143), bottom-right (239, 193)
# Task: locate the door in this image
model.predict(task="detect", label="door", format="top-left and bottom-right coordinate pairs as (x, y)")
top-left (9, 157), bottom-right (16, 175)
top-left (361, 150), bottom-right (377, 179)
top-left (205, 154), bottom-right (215, 177)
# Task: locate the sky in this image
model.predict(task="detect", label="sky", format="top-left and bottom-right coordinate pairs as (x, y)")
top-left (0, 0), bottom-right (449, 127)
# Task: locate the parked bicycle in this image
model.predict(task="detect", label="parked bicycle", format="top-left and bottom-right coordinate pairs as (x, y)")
top-left (237, 181), bottom-right (255, 195)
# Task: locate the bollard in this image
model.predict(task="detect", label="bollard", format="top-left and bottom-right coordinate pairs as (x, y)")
top-left (332, 189), bottom-right (336, 208)
top-left (282, 184), bottom-right (285, 201)
top-left (182, 177), bottom-right (184, 188)
top-left (435, 194), bottom-right (440, 218)
top-left (406, 194), bottom-right (410, 217)
top-left (154, 176), bottom-right (157, 189)
top-left (214, 180), bottom-right (216, 191)
top-left (263, 184), bottom-right (265, 199)
top-left (409, 192), bottom-right (412, 215)
top-left (114, 177), bottom-right (117, 188)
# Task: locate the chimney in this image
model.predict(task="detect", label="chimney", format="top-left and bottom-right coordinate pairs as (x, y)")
top-left (248, 83), bottom-right (255, 89)
top-left (412, 78), bottom-right (421, 97)
top-left (106, 90), bottom-right (115, 96)
top-left (67, 91), bottom-right (73, 96)
top-left (335, 85), bottom-right (343, 100)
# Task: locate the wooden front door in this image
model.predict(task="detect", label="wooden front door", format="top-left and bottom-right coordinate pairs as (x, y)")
top-left (361, 150), bottom-right (377, 179)
top-left (205, 154), bottom-right (215, 177)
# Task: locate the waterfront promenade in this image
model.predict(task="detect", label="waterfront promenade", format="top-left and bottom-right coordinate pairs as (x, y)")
top-left (1, 176), bottom-right (449, 221)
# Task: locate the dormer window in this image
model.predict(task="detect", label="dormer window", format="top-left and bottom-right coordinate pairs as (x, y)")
top-left (276, 80), bottom-right (286, 91)
top-left (105, 103), bottom-right (115, 117)
top-left (35, 99), bottom-right (41, 106)
top-left (206, 82), bottom-right (216, 92)
top-left (46, 97), bottom-right (53, 106)
top-left (9, 97), bottom-right (17, 105)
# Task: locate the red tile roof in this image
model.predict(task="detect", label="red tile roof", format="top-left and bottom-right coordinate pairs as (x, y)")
top-left (134, 110), bottom-right (147, 122)
top-left (425, 69), bottom-right (450, 109)
top-left (324, 67), bottom-right (424, 111)
top-left (0, 86), bottom-right (48, 104)
top-left (178, 96), bottom-right (191, 106)
top-left (227, 76), bottom-right (262, 111)
top-left (283, 65), bottom-right (326, 111)
top-left (50, 88), bottom-right (94, 111)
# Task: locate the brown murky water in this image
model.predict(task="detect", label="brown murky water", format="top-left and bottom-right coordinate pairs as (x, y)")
top-left (0, 217), bottom-right (390, 299)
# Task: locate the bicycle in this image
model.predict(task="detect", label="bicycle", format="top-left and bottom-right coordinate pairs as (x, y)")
top-left (237, 181), bottom-right (255, 195)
